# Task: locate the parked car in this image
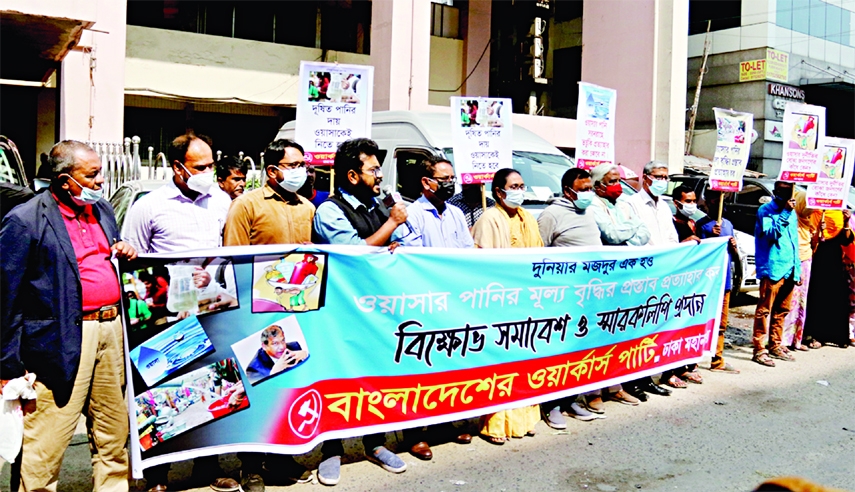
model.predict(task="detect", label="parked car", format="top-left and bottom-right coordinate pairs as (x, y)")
top-left (109, 179), bottom-right (167, 236)
top-left (620, 178), bottom-right (757, 295)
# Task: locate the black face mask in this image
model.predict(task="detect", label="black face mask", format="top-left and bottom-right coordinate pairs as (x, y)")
top-left (775, 189), bottom-right (793, 202)
top-left (433, 181), bottom-right (455, 201)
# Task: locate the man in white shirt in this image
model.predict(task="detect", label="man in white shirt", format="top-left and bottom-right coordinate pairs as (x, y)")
top-left (124, 132), bottom-right (231, 254)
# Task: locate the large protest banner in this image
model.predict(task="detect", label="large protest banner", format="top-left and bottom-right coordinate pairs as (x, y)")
top-left (779, 102), bottom-right (825, 183)
top-left (449, 97), bottom-right (513, 184)
top-left (806, 136), bottom-right (855, 209)
top-left (575, 82), bottom-right (617, 170)
top-left (711, 108), bottom-right (754, 192)
top-left (295, 61), bottom-right (373, 165)
top-left (122, 241), bottom-right (728, 476)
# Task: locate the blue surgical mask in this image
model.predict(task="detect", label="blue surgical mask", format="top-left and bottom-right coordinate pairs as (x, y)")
top-left (648, 179), bottom-right (668, 197)
top-left (278, 167), bottom-right (308, 193)
top-left (502, 189), bottom-right (525, 209)
top-left (67, 176), bottom-right (103, 206)
top-left (573, 191), bottom-right (595, 210)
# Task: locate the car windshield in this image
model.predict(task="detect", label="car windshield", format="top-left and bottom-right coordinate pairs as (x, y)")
top-left (442, 148), bottom-right (574, 202)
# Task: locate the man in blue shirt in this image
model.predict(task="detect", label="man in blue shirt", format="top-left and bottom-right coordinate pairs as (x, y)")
top-left (402, 156), bottom-right (474, 248)
top-left (311, 138), bottom-right (408, 486)
top-left (696, 189), bottom-right (740, 374)
top-left (752, 181), bottom-right (801, 367)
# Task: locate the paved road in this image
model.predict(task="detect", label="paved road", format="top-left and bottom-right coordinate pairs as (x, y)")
top-left (3, 301), bottom-right (854, 492)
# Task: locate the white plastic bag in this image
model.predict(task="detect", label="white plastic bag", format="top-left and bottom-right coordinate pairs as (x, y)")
top-left (0, 373), bottom-right (37, 463)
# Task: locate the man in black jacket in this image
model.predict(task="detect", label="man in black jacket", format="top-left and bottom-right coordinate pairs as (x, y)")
top-left (0, 140), bottom-right (137, 491)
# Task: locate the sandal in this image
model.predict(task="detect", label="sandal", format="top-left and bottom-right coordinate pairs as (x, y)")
top-left (709, 363), bottom-right (740, 374)
top-left (665, 375), bottom-right (688, 388)
top-left (769, 348), bottom-right (795, 361)
top-left (526, 430), bottom-right (537, 437)
top-left (789, 345), bottom-right (810, 352)
top-left (682, 371), bottom-right (703, 384)
top-left (808, 340), bottom-right (822, 349)
top-left (752, 353), bottom-right (776, 367)
top-left (482, 435), bottom-right (506, 445)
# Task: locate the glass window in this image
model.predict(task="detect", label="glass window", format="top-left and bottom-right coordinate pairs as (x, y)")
top-left (793, 0), bottom-right (810, 34)
top-left (234, 2), bottom-right (275, 43)
top-left (827, 5), bottom-right (842, 44)
top-left (273, 2), bottom-right (317, 48)
top-left (809, 0), bottom-right (826, 39)
top-left (688, 0), bottom-right (741, 35)
top-left (734, 184), bottom-right (768, 205)
top-left (776, 0), bottom-right (792, 29)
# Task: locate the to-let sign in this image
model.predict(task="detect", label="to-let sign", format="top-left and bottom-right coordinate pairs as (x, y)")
top-left (739, 49), bottom-right (789, 83)
top-left (740, 59), bottom-right (766, 82)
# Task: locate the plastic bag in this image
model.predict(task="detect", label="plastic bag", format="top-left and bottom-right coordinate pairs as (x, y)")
top-left (0, 373), bottom-right (37, 463)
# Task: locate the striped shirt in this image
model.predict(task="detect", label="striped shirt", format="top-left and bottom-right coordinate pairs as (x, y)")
top-left (123, 180), bottom-right (231, 253)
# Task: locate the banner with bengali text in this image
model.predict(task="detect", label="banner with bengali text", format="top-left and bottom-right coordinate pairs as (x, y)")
top-left (122, 240), bottom-right (728, 477)
top-left (575, 82), bottom-right (616, 170)
top-left (449, 97), bottom-right (513, 184)
top-left (779, 102), bottom-right (825, 183)
top-left (806, 136), bottom-right (855, 209)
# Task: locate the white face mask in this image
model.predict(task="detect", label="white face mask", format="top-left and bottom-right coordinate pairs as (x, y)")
top-left (277, 167), bottom-right (308, 193)
top-left (679, 202), bottom-right (699, 216)
top-left (67, 176), bottom-right (103, 206)
top-left (502, 188), bottom-right (525, 209)
top-left (181, 164), bottom-right (214, 194)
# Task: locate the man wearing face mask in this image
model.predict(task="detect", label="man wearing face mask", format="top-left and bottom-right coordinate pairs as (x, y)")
top-left (672, 185), bottom-right (706, 240)
top-left (402, 156), bottom-right (473, 248)
top-left (224, 139), bottom-right (315, 246)
top-left (1, 141), bottom-right (137, 492)
top-left (124, 132), bottom-right (231, 254)
top-left (626, 161), bottom-right (693, 245)
top-left (537, 168), bottom-right (601, 247)
top-left (589, 163), bottom-right (650, 246)
top-left (751, 181), bottom-right (801, 367)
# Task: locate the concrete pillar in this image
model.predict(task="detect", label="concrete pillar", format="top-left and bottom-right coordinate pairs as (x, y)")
top-left (461, 0), bottom-right (491, 97)
top-left (581, 0), bottom-right (688, 174)
top-left (370, 0), bottom-right (431, 111)
top-left (59, 0), bottom-right (126, 143)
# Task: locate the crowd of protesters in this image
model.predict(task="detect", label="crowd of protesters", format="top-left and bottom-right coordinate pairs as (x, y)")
top-left (1, 133), bottom-right (851, 492)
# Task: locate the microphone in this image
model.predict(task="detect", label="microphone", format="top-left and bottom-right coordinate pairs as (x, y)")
top-left (382, 185), bottom-right (413, 236)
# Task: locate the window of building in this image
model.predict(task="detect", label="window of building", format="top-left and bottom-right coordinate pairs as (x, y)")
top-left (688, 0), bottom-right (741, 35)
top-left (554, 0), bottom-right (583, 23)
top-left (777, 0), bottom-right (854, 48)
top-left (127, 1), bottom-right (370, 53)
top-left (431, 2), bottom-right (460, 39)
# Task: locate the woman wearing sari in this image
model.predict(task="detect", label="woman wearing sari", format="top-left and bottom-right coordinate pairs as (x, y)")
top-left (471, 168), bottom-right (543, 444)
top-left (803, 209), bottom-right (854, 348)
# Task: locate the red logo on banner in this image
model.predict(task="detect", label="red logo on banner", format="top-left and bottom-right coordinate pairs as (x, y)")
top-left (288, 389), bottom-right (322, 439)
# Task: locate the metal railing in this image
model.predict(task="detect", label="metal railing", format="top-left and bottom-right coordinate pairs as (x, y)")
top-left (90, 136), bottom-right (265, 196)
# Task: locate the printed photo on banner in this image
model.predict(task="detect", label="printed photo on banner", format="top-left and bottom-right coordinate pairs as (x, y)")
top-left (575, 82), bottom-right (617, 170)
top-left (458, 99), bottom-right (504, 128)
top-left (130, 315), bottom-right (214, 388)
top-left (251, 252), bottom-right (327, 313)
top-left (231, 316), bottom-right (310, 386)
top-left (779, 102), bottom-right (825, 183)
top-left (806, 137), bottom-right (855, 210)
top-left (135, 358), bottom-right (248, 452)
top-left (450, 96), bottom-right (513, 185)
top-left (308, 71), bottom-right (363, 104)
top-left (122, 257), bottom-right (239, 332)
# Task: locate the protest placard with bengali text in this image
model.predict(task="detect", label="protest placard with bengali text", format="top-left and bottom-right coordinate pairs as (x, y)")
top-left (449, 97), bottom-right (513, 184)
top-left (779, 102), bottom-right (825, 183)
top-left (710, 108), bottom-right (754, 192)
top-left (295, 61), bottom-right (373, 165)
top-left (806, 136), bottom-right (855, 209)
top-left (575, 83), bottom-right (616, 170)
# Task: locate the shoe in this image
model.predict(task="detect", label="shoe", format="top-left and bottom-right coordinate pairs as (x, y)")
top-left (317, 456), bottom-right (340, 486)
top-left (237, 474), bottom-right (263, 492)
top-left (147, 486), bottom-right (167, 492)
top-left (211, 477), bottom-right (241, 492)
top-left (542, 406), bottom-right (567, 429)
top-left (769, 348), bottom-right (795, 361)
top-left (607, 389), bottom-right (640, 406)
top-left (455, 433), bottom-right (472, 444)
top-left (624, 385), bottom-right (649, 402)
top-left (368, 446), bottom-right (407, 473)
top-left (280, 464), bottom-right (313, 484)
top-left (409, 441), bottom-right (433, 461)
top-left (567, 401), bottom-right (597, 421)
top-left (709, 362), bottom-right (740, 374)
top-left (584, 395), bottom-right (605, 414)
top-left (640, 381), bottom-right (671, 396)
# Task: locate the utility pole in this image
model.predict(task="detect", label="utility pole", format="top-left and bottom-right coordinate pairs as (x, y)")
top-left (685, 20), bottom-right (711, 155)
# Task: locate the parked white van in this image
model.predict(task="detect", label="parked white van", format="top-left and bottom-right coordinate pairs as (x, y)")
top-left (276, 110), bottom-right (575, 211)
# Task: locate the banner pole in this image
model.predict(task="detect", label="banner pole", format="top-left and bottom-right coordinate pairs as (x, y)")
top-left (716, 196), bottom-right (724, 225)
top-left (481, 184), bottom-right (487, 210)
